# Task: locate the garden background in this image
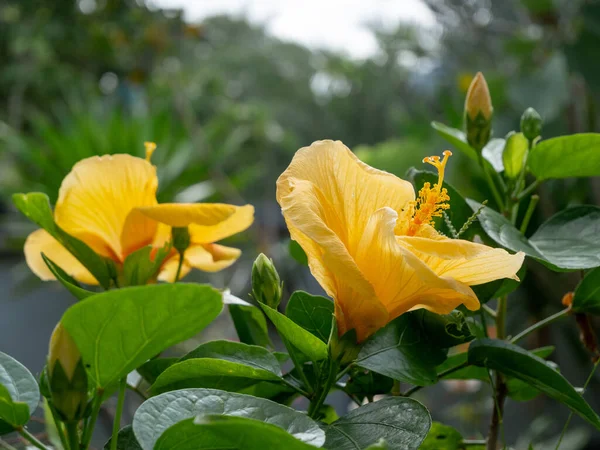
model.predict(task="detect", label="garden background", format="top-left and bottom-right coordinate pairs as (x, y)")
top-left (1, 0), bottom-right (600, 447)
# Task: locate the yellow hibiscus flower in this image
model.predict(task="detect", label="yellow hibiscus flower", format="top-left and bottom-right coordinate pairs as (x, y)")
top-left (276, 140), bottom-right (524, 341)
top-left (24, 143), bottom-right (254, 285)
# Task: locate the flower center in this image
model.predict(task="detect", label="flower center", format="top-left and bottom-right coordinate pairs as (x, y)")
top-left (407, 150), bottom-right (452, 236)
top-left (145, 142), bottom-right (157, 162)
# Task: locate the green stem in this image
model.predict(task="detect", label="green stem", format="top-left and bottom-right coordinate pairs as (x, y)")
top-left (405, 361), bottom-right (470, 396)
top-left (464, 440), bottom-right (487, 446)
top-left (17, 427), bottom-right (49, 450)
top-left (81, 388), bottom-right (104, 449)
top-left (496, 296), bottom-right (507, 340)
top-left (47, 402), bottom-right (71, 450)
top-left (335, 364), bottom-right (354, 382)
top-left (173, 251), bottom-right (184, 283)
top-left (110, 378), bottom-right (127, 450)
top-left (481, 160), bottom-right (505, 211)
top-left (482, 304), bottom-right (497, 319)
top-left (307, 362), bottom-right (338, 419)
top-left (65, 422), bottom-right (80, 450)
top-left (487, 296), bottom-right (508, 450)
top-left (516, 180), bottom-right (540, 201)
top-left (282, 338), bottom-right (313, 393)
top-left (0, 439), bottom-right (17, 450)
top-left (519, 195), bottom-right (539, 234)
top-left (280, 378), bottom-right (311, 398)
top-left (555, 358), bottom-right (600, 450)
top-left (510, 308), bottom-right (570, 344)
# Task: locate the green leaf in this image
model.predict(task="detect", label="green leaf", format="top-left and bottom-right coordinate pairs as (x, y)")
top-left (482, 138), bottom-right (506, 173)
top-left (42, 254), bottom-right (95, 300)
top-left (469, 200), bottom-right (600, 270)
top-left (431, 122), bottom-right (478, 161)
top-left (286, 291), bottom-right (334, 343)
top-left (0, 352), bottom-right (40, 431)
top-left (407, 169), bottom-right (485, 241)
top-left (472, 265), bottom-right (526, 304)
top-left (363, 439), bottom-right (389, 449)
top-left (151, 358), bottom-right (283, 395)
top-left (181, 340), bottom-right (282, 376)
top-left (132, 388), bottom-right (325, 450)
top-left (572, 267), bottom-right (600, 314)
top-left (12, 192), bottom-right (113, 288)
top-left (260, 304), bottom-right (328, 362)
top-left (355, 313), bottom-right (447, 386)
top-left (289, 239), bottom-right (308, 266)
top-left (103, 425), bottom-right (143, 450)
top-left (229, 304), bottom-right (273, 348)
top-left (61, 284), bottom-right (223, 388)
top-left (420, 422), bottom-right (463, 450)
top-left (324, 397), bottom-right (431, 450)
top-left (528, 133), bottom-right (600, 180)
top-left (468, 339), bottom-right (600, 430)
top-left (122, 244), bottom-right (171, 287)
top-left (136, 358), bottom-right (179, 385)
top-left (503, 132), bottom-right (529, 179)
top-left (345, 370), bottom-right (394, 400)
top-left (155, 416), bottom-right (319, 450)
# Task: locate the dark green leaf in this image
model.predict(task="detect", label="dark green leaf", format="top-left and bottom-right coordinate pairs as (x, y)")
top-left (468, 200), bottom-right (600, 270)
top-left (572, 267), bottom-right (600, 315)
top-left (324, 397), bottom-right (431, 450)
top-left (61, 284), bottom-right (223, 388)
top-left (122, 244), bottom-right (171, 287)
top-left (345, 370), bottom-right (394, 399)
top-left (132, 388), bottom-right (325, 450)
top-left (286, 291), bottom-right (334, 343)
top-left (151, 358), bottom-right (282, 395)
top-left (472, 265), bottom-right (526, 303)
top-left (180, 340), bottom-right (282, 376)
top-left (355, 313), bottom-right (447, 386)
top-left (503, 132), bottom-right (529, 179)
top-left (103, 425), bottom-right (142, 450)
top-left (528, 134), bottom-right (600, 180)
top-left (13, 192), bottom-right (113, 288)
top-left (229, 304), bottom-right (273, 348)
top-left (155, 416), bottom-right (318, 450)
top-left (136, 358), bottom-right (179, 385)
top-left (420, 422), bottom-right (463, 450)
top-left (289, 240), bottom-right (308, 266)
top-left (468, 339), bottom-right (600, 430)
top-left (415, 310), bottom-right (474, 348)
top-left (260, 304), bottom-right (328, 362)
top-left (431, 122), bottom-right (478, 161)
top-left (42, 254), bottom-right (94, 300)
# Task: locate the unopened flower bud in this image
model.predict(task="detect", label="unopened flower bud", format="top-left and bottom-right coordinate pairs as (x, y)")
top-left (464, 72), bottom-right (493, 152)
top-left (171, 227), bottom-right (191, 254)
top-left (251, 253), bottom-right (283, 309)
top-left (520, 107), bottom-right (543, 141)
top-left (48, 323), bottom-right (88, 421)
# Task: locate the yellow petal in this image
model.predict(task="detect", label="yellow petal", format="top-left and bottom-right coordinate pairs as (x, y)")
top-left (137, 203), bottom-right (254, 244)
top-left (121, 209), bottom-right (158, 258)
top-left (355, 207), bottom-right (479, 320)
top-left (276, 140), bottom-right (415, 254)
top-left (397, 235), bottom-right (525, 285)
top-left (278, 179), bottom-right (388, 340)
top-left (157, 243), bottom-right (240, 281)
top-left (54, 154), bottom-right (158, 261)
top-left (24, 229), bottom-right (98, 285)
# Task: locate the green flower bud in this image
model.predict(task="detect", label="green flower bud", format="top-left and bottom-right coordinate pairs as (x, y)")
top-left (171, 226), bottom-right (191, 254)
top-left (520, 107), bottom-right (543, 141)
top-left (48, 323), bottom-right (88, 421)
top-left (251, 253), bottom-right (283, 309)
top-left (464, 72), bottom-right (493, 152)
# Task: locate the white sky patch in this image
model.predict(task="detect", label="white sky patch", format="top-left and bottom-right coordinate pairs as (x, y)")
top-left (150, 0), bottom-right (436, 58)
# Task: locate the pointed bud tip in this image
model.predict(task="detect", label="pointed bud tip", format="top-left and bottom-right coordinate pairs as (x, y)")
top-left (251, 253), bottom-right (282, 309)
top-left (465, 72), bottom-right (493, 122)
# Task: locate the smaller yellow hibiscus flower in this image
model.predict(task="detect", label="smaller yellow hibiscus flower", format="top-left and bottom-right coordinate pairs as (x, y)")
top-left (24, 143), bottom-right (254, 285)
top-left (276, 140), bottom-right (524, 342)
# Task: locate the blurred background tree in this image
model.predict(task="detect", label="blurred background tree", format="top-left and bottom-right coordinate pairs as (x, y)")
top-left (1, 0), bottom-right (600, 448)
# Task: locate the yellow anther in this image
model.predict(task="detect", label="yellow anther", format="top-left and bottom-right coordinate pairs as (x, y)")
top-left (145, 142), bottom-right (157, 162)
top-left (407, 150), bottom-right (453, 236)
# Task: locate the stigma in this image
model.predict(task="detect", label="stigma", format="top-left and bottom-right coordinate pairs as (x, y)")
top-left (407, 150), bottom-right (452, 236)
top-left (145, 142), bottom-right (157, 162)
